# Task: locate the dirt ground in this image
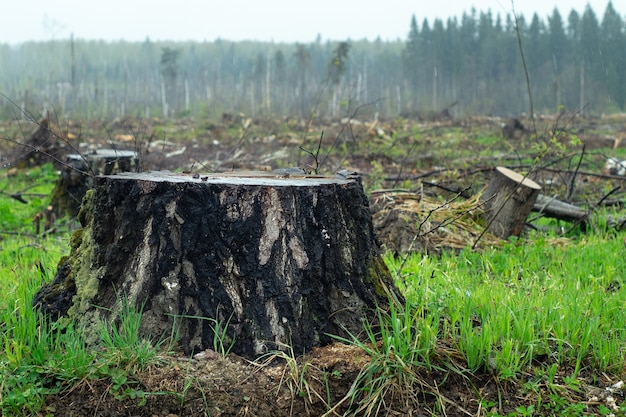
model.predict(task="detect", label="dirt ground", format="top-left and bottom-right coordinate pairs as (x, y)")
top-left (3, 113), bottom-right (626, 416)
top-left (41, 342), bottom-right (521, 417)
top-left (40, 340), bottom-right (619, 417)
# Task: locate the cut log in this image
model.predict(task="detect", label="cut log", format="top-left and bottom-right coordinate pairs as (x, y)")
top-left (34, 171), bottom-right (401, 359)
top-left (49, 149), bottom-right (139, 217)
top-left (532, 194), bottom-right (587, 223)
top-left (481, 167), bottom-right (541, 238)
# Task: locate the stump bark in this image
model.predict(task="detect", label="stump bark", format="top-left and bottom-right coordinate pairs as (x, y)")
top-left (49, 149), bottom-right (139, 217)
top-left (34, 171), bottom-right (401, 359)
top-left (481, 167), bottom-right (541, 238)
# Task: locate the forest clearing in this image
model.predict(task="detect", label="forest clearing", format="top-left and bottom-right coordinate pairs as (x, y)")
top-left (1, 112), bottom-right (626, 416)
top-left (2, 1), bottom-right (626, 415)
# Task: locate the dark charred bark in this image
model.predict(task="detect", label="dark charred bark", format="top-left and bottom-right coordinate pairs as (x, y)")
top-left (34, 171), bottom-right (401, 359)
top-left (481, 167), bottom-right (541, 238)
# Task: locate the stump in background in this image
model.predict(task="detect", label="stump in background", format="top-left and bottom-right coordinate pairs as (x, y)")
top-left (12, 115), bottom-right (67, 168)
top-left (481, 167), bottom-right (541, 238)
top-left (34, 171), bottom-right (401, 359)
top-left (49, 149), bottom-right (139, 217)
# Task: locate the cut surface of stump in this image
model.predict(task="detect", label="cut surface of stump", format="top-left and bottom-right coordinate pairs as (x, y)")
top-left (49, 149), bottom-right (139, 217)
top-left (34, 170), bottom-right (401, 359)
top-left (481, 166), bottom-right (541, 238)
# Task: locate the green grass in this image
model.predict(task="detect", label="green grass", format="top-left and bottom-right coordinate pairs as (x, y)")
top-left (385, 229), bottom-right (626, 378)
top-left (0, 163), bottom-right (59, 230)
top-left (0, 261), bottom-right (165, 415)
top-left (0, 163), bottom-right (71, 313)
top-left (327, 227), bottom-right (626, 415)
top-left (0, 164), bottom-right (167, 415)
top-left (328, 298), bottom-right (442, 415)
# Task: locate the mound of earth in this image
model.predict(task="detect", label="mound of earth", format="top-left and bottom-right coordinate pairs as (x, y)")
top-left (42, 343), bottom-right (522, 417)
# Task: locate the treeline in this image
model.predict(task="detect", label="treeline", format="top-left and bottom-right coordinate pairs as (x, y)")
top-left (0, 1), bottom-right (623, 121)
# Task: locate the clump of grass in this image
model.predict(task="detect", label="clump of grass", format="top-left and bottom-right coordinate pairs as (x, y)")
top-left (254, 342), bottom-right (328, 416)
top-left (327, 227), bottom-right (626, 416)
top-left (0, 294), bottom-right (95, 414)
top-left (0, 164), bottom-right (176, 415)
top-left (171, 307), bottom-right (236, 358)
top-left (327, 299), bottom-right (441, 416)
top-left (0, 271), bottom-right (163, 415)
top-left (97, 296), bottom-right (163, 372)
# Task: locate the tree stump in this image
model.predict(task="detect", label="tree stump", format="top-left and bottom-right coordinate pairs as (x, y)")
top-left (12, 115), bottom-right (67, 168)
top-left (481, 167), bottom-right (541, 238)
top-left (49, 149), bottom-right (139, 217)
top-left (34, 171), bottom-right (401, 359)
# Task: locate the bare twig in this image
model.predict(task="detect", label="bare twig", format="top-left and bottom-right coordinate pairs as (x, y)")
top-left (299, 131), bottom-right (324, 174)
top-left (315, 97), bottom-right (387, 172)
top-left (566, 144), bottom-right (585, 201)
top-left (0, 94), bottom-right (96, 178)
top-left (564, 186), bottom-right (621, 234)
top-left (421, 181), bottom-right (473, 199)
top-left (395, 186), bottom-right (474, 274)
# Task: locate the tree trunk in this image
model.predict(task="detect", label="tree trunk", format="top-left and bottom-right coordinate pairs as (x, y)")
top-left (481, 167), bottom-right (541, 238)
top-left (579, 63), bottom-right (585, 116)
top-left (34, 171), bottom-right (401, 359)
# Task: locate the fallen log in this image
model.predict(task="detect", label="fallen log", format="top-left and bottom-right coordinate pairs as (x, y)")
top-left (34, 170), bottom-right (401, 359)
top-left (532, 194), bottom-right (587, 223)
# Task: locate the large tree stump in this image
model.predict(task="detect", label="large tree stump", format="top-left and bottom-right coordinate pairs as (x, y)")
top-left (49, 149), bottom-right (139, 217)
top-left (34, 171), bottom-right (401, 359)
top-left (481, 167), bottom-right (541, 238)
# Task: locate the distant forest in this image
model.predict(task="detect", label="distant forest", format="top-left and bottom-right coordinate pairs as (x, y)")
top-left (0, 2), bottom-right (624, 121)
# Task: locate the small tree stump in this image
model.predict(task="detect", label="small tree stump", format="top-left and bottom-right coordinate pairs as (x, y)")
top-left (13, 116), bottom-right (66, 168)
top-left (481, 167), bottom-right (541, 238)
top-left (49, 149), bottom-right (139, 217)
top-left (35, 171), bottom-right (401, 359)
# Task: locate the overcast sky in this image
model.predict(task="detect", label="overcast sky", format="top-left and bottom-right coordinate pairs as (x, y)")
top-left (0, 1), bottom-right (613, 45)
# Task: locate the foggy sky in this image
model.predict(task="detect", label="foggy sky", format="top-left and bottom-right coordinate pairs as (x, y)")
top-left (0, 0), bottom-right (610, 44)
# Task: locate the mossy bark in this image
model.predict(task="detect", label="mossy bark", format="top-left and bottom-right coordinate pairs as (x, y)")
top-left (34, 171), bottom-right (402, 359)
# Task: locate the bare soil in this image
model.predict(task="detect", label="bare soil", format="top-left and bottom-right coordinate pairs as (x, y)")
top-left (40, 341), bottom-right (619, 417)
top-left (42, 343), bottom-right (519, 417)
